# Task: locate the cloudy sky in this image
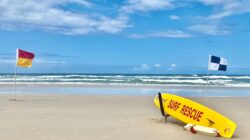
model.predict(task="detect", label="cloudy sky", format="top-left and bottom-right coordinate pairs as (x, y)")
top-left (0, 0), bottom-right (250, 74)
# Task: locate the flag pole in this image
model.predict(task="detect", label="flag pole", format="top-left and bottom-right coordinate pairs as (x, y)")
top-left (15, 48), bottom-right (18, 93)
top-left (206, 69), bottom-right (209, 102)
top-left (206, 55), bottom-right (210, 102)
top-left (14, 66), bottom-right (17, 93)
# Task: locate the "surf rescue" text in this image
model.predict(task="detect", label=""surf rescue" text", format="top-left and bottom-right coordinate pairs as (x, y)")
top-left (167, 99), bottom-right (204, 122)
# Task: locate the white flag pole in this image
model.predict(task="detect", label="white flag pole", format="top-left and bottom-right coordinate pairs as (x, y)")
top-left (14, 66), bottom-right (17, 93)
top-left (15, 48), bottom-right (18, 93)
top-left (206, 68), bottom-right (209, 102)
top-left (206, 55), bottom-right (210, 102)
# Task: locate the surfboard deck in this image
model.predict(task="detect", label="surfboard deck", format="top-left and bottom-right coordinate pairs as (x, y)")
top-left (154, 93), bottom-right (237, 138)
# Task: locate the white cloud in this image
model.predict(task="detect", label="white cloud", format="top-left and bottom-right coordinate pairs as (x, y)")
top-left (168, 64), bottom-right (177, 71)
top-left (199, 0), bottom-right (250, 19)
top-left (96, 16), bottom-right (131, 34)
top-left (199, 0), bottom-right (227, 5)
top-left (154, 64), bottom-right (161, 67)
top-left (152, 30), bottom-right (191, 38)
top-left (129, 30), bottom-right (192, 39)
top-left (2, 0), bottom-right (248, 36)
top-left (141, 64), bottom-right (151, 69)
top-left (170, 64), bottom-right (177, 67)
top-left (0, 59), bottom-right (16, 64)
top-left (34, 59), bottom-right (66, 65)
top-left (128, 34), bottom-right (145, 39)
top-left (169, 15), bottom-right (180, 20)
top-left (68, 0), bottom-right (93, 7)
top-left (0, 58), bottom-right (65, 64)
top-left (0, 58), bottom-right (66, 65)
top-left (120, 0), bottom-right (172, 13)
top-left (0, 0), bottom-right (130, 35)
top-left (189, 24), bottom-right (230, 35)
top-left (134, 64), bottom-right (151, 71)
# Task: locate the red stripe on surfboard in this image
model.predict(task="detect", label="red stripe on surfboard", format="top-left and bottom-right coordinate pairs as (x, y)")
top-left (18, 49), bottom-right (35, 59)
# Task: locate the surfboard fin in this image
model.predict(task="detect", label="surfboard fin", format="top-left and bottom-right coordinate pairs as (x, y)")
top-left (158, 92), bottom-right (170, 122)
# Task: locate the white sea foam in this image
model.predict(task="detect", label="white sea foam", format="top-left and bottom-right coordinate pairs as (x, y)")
top-left (141, 79), bottom-right (207, 84)
top-left (231, 76), bottom-right (250, 79)
top-left (225, 83), bottom-right (250, 87)
top-left (0, 74), bottom-right (249, 87)
top-left (206, 75), bottom-right (231, 79)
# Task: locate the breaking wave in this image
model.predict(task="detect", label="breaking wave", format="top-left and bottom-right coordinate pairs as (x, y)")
top-left (0, 74), bottom-right (249, 87)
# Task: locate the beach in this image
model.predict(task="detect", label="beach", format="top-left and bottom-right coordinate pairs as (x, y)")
top-left (0, 92), bottom-right (249, 140)
top-left (1, 0), bottom-right (250, 139)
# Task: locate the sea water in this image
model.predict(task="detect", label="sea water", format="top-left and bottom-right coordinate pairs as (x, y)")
top-left (0, 73), bottom-right (250, 96)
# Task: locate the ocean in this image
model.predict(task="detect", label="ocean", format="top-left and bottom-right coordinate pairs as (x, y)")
top-left (0, 74), bottom-right (250, 96)
top-left (0, 74), bottom-right (250, 87)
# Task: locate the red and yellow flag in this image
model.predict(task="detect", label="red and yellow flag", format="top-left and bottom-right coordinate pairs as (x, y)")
top-left (16, 49), bottom-right (35, 68)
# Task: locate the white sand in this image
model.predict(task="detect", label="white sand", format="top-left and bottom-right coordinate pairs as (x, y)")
top-left (0, 94), bottom-right (248, 140)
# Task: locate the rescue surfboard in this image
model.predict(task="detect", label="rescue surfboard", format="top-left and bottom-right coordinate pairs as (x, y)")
top-left (154, 93), bottom-right (237, 138)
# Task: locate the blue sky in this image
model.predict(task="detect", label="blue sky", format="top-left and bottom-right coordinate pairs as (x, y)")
top-left (0, 0), bottom-right (250, 74)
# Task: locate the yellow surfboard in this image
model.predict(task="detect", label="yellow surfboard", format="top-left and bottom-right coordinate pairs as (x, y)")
top-left (154, 93), bottom-right (237, 138)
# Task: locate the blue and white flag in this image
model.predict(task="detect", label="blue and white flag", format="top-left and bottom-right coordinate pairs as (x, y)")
top-left (208, 55), bottom-right (227, 71)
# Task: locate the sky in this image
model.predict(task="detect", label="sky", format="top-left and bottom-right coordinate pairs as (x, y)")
top-left (0, 0), bottom-right (250, 74)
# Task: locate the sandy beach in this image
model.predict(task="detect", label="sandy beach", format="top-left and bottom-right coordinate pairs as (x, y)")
top-left (1, 0), bottom-right (250, 138)
top-left (0, 94), bottom-right (248, 140)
